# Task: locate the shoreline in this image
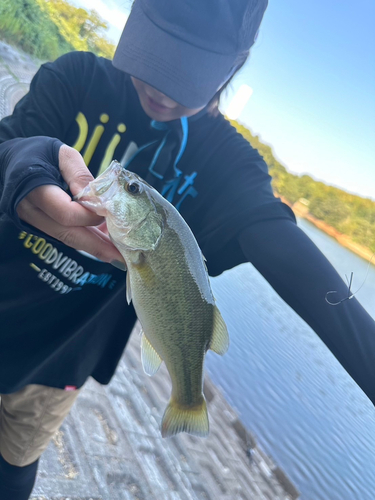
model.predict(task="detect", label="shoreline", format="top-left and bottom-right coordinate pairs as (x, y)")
top-left (280, 196), bottom-right (375, 265)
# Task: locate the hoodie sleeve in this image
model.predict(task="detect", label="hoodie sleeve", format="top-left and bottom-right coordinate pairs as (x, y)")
top-left (0, 136), bottom-right (64, 228)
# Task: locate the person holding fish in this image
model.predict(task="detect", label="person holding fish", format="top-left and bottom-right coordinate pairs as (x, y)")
top-left (0, 0), bottom-right (374, 498)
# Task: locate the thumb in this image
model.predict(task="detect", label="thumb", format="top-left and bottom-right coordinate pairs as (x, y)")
top-left (58, 144), bottom-right (94, 196)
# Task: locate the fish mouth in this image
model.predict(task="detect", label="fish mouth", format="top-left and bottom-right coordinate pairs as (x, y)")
top-left (74, 187), bottom-right (108, 216)
top-left (74, 178), bottom-right (118, 216)
top-left (74, 160), bottom-right (123, 204)
top-left (73, 184), bottom-right (91, 202)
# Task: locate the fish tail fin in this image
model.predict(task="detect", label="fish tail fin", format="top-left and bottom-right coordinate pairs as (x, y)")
top-left (161, 396), bottom-right (209, 438)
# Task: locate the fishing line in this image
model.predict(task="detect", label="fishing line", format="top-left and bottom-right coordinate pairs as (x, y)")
top-left (325, 252), bottom-right (375, 306)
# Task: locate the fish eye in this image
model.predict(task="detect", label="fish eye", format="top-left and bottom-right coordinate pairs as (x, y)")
top-left (125, 182), bottom-right (140, 195)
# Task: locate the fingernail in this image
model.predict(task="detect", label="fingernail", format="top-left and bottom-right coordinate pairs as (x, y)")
top-left (111, 260), bottom-right (127, 271)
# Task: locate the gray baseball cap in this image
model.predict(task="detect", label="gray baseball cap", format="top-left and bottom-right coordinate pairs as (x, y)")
top-left (113, 0), bottom-right (268, 108)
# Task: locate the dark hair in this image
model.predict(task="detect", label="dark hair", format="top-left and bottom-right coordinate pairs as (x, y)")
top-left (207, 51), bottom-right (250, 115)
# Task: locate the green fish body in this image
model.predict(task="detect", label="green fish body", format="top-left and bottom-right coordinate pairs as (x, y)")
top-left (76, 161), bottom-right (229, 437)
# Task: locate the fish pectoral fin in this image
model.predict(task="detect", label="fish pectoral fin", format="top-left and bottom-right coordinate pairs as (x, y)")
top-left (141, 333), bottom-right (163, 376)
top-left (126, 270), bottom-right (132, 305)
top-left (161, 396), bottom-right (209, 438)
top-left (209, 306), bottom-right (229, 356)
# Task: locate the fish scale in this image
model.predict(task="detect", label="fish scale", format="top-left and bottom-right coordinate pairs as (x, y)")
top-left (76, 160), bottom-right (229, 438)
top-left (128, 224), bottom-right (213, 407)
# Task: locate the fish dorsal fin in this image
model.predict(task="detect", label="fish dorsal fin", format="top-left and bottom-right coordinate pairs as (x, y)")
top-left (209, 307), bottom-right (229, 356)
top-left (126, 270), bottom-right (132, 305)
top-left (141, 332), bottom-right (163, 376)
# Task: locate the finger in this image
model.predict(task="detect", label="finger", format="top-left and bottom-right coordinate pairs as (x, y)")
top-left (17, 200), bottom-right (123, 263)
top-left (97, 221), bottom-right (109, 235)
top-left (26, 185), bottom-right (104, 227)
top-left (58, 144), bottom-right (94, 195)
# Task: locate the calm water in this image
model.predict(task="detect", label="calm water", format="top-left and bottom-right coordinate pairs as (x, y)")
top-left (207, 218), bottom-right (375, 500)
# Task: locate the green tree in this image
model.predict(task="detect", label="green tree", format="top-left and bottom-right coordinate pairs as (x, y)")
top-left (0, 0), bottom-right (73, 60)
top-left (36, 0), bottom-right (116, 59)
top-left (0, 0), bottom-right (116, 60)
top-left (229, 118), bottom-right (375, 252)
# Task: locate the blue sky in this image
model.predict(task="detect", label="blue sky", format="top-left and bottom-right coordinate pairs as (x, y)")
top-left (226, 0), bottom-right (375, 200)
top-left (71, 0), bottom-right (375, 200)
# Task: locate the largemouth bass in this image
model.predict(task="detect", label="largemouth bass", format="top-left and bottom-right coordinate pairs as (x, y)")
top-left (76, 160), bottom-right (229, 438)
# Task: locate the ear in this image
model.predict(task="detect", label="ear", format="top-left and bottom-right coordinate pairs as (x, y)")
top-left (125, 212), bottom-right (163, 251)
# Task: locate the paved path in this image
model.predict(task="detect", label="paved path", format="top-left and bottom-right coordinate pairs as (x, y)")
top-left (0, 40), bottom-right (299, 500)
top-left (0, 41), bottom-right (37, 117)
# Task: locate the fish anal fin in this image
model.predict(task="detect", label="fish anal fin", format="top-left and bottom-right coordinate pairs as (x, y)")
top-left (161, 396), bottom-right (209, 438)
top-left (209, 306), bottom-right (229, 356)
top-left (141, 333), bottom-right (163, 376)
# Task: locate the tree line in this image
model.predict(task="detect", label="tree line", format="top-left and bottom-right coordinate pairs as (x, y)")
top-left (231, 120), bottom-right (375, 253)
top-left (0, 0), bottom-right (115, 60)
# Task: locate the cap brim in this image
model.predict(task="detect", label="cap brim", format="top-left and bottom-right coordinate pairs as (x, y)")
top-left (112, 1), bottom-right (235, 109)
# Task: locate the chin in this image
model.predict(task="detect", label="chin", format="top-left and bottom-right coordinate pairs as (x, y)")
top-left (145, 110), bottom-right (173, 122)
top-left (138, 97), bottom-right (176, 122)
top-left (142, 104), bottom-right (176, 122)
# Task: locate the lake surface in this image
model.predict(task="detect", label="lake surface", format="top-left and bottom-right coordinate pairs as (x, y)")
top-left (207, 218), bottom-right (375, 500)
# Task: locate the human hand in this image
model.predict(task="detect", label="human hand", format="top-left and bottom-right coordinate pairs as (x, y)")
top-left (17, 144), bottom-right (124, 264)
